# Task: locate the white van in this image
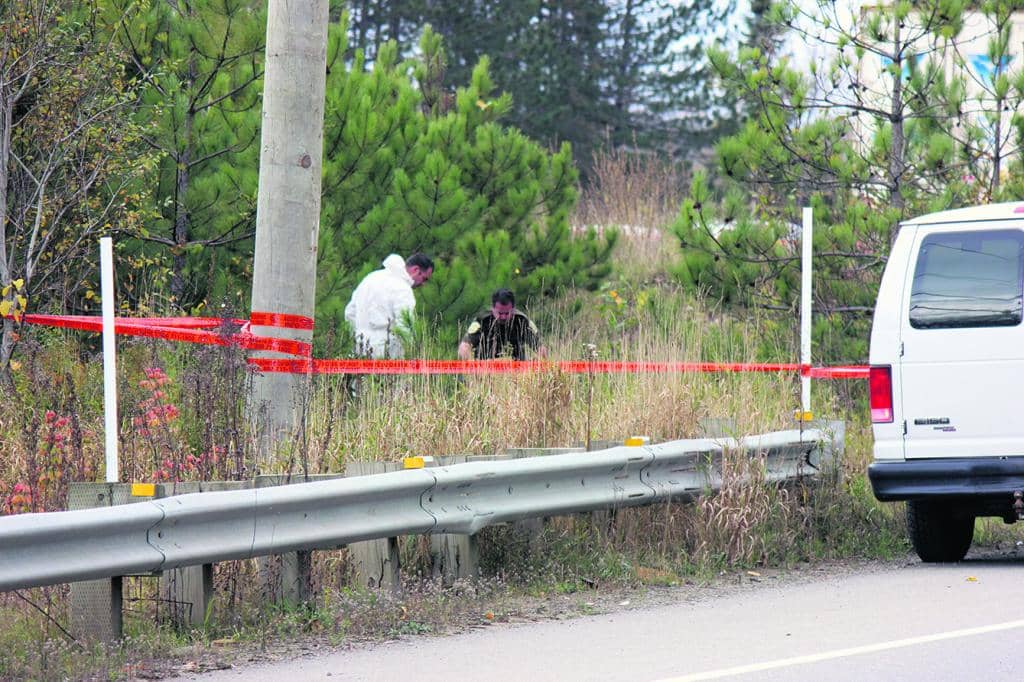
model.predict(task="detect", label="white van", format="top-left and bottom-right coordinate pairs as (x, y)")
top-left (869, 201), bottom-right (1024, 562)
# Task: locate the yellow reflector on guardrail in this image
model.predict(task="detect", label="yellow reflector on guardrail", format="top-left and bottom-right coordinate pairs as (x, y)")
top-left (794, 410), bottom-right (814, 422)
top-left (624, 436), bottom-right (649, 447)
top-left (131, 483), bottom-right (156, 497)
top-left (403, 456), bottom-right (435, 469)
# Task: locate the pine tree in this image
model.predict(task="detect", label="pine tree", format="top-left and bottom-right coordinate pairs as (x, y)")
top-left (345, 0), bottom-right (424, 62)
top-left (316, 20), bottom-right (615, 354)
top-left (100, 0), bottom-right (265, 311)
top-left (603, 0), bottom-right (739, 153)
top-left (956, 0), bottom-right (1024, 200)
top-left (343, 1), bottom-right (742, 166)
top-left (673, 0), bottom-right (1024, 362)
top-left (422, 0), bottom-right (611, 172)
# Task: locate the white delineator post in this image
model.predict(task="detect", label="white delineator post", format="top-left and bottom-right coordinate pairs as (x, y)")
top-left (800, 206), bottom-right (813, 418)
top-left (100, 237), bottom-right (119, 483)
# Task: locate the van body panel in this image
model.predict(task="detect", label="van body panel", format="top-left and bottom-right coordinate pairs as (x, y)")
top-left (898, 222), bottom-right (1024, 460)
top-left (900, 357), bottom-right (1024, 458)
top-left (869, 224), bottom-right (917, 460)
top-left (902, 202), bottom-right (1024, 226)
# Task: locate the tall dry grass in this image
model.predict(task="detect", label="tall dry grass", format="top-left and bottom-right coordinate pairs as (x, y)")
top-left (293, 293), bottom-right (805, 472)
top-left (574, 145), bottom-right (688, 283)
top-left (575, 145), bottom-right (688, 231)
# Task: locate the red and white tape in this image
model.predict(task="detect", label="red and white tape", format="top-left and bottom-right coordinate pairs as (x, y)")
top-left (9, 312), bottom-right (868, 378)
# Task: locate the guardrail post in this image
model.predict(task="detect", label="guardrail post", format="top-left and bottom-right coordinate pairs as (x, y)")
top-left (345, 462), bottom-right (401, 591)
top-left (255, 474), bottom-right (337, 604)
top-left (809, 419), bottom-right (846, 468)
top-left (68, 482), bottom-right (137, 642)
top-left (429, 457), bottom-right (479, 585)
top-left (698, 417), bottom-right (738, 438)
top-left (157, 482), bottom-right (210, 629)
top-left (157, 481), bottom-right (250, 628)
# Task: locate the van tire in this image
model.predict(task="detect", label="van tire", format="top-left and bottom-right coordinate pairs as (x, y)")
top-left (906, 501), bottom-right (973, 562)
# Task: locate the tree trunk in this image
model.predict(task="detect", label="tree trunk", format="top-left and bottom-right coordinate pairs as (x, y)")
top-left (991, 98), bottom-right (1003, 199)
top-left (0, 317), bottom-right (16, 389)
top-left (613, 0), bottom-right (637, 136)
top-left (1, 74), bottom-right (14, 389)
top-left (171, 144), bottom-right (191, 305)
top-left (0, 88), bottom-right (12, 284)
top-left (171, 55), bottom-right (197, 307)
top-left (887, 25), bottom-right (906, 221)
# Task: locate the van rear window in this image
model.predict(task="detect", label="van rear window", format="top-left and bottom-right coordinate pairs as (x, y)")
top-left (909, 229), bottom-right (1024, 329)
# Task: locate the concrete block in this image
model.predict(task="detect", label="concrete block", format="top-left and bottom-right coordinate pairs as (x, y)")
top-left (67, 483), bottom-right (137, 642)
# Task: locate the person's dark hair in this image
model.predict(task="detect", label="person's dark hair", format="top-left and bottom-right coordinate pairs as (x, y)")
top-left (406, 253), bottom-right (434, 271)
top-left (492, 288), bottom-right (515, 305)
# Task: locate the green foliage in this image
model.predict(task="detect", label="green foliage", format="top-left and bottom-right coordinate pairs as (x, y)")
top-left (0, 0), bottom-right (153, 378)
top-left (99, 0), bottom-right (265, 311)
top-left (346, 0), bottom-right (742, 167)
top-left (677, 0), bottom-right (1024, 362)
top-left (316, 20), bottom-right (615, 355)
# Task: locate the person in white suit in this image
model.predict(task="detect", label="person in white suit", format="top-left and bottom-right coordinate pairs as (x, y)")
top-left (344, 253), bottom-right (434, 358)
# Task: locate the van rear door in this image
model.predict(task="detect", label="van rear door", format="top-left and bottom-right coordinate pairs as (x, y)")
top-left (899, 224), bottom-right (1024, 459)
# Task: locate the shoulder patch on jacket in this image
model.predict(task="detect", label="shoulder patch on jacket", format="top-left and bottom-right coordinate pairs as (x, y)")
top-left (528, 319), bottom-right (538, 334)
top-left (467, 321), bottom-right (481, 334)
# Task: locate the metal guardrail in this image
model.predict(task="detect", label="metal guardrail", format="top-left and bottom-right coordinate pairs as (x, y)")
top-left (0, 428), bottom-right (835, 593)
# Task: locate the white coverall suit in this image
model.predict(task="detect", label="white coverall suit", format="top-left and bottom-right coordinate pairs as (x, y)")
top-left (344, 254), bottom-right (416, 358)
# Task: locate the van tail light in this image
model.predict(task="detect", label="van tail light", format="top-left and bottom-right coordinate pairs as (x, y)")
top-left (869, 365), bottom-right (894, 423)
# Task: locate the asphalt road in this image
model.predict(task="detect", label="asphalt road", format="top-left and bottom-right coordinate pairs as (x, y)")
top-left (173, 549), bottom-right (1024, 682)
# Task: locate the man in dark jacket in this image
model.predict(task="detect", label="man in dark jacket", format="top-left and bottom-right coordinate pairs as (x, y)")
top-left (458, 288), bottom-right (547, 360)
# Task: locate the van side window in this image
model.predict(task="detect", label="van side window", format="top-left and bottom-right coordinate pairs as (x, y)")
top-left (909, 229), bottom-right (1024, 329)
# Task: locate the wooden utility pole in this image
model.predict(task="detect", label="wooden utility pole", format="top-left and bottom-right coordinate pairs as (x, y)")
top-left (249, 1), bottom-right (329, 463)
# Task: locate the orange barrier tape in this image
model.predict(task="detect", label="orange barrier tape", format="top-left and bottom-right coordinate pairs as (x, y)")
top-left (249, 311), bottom-right (315, 330)
top-left (22, 314), bottom-right (245, 331)
top-left (13, 312), bottom-right (868, 378)
top-left (805, 365), bottom-right (870, 379)
top-left (19, 314), bottom-right (311, 358)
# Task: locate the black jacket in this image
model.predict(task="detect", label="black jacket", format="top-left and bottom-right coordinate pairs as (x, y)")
top-left (462, 311), bottom-right (540, 360)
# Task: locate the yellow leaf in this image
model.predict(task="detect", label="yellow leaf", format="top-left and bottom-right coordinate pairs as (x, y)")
top-left (0, 300), bottom-right (11, 317)
top-left (16, 295), bottom-right (26, 309)
top-left (85, 290), bottom-right (95, 300)
top-left (13, 278), bottom-right (23, 291)
top-left (1, 285), bottom-right (8, 297)
top-left (9, 360), bottom-right (21, 371)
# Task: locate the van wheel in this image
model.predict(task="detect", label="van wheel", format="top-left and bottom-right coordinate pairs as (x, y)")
top-left (906, 501), bottom-right (974, 562)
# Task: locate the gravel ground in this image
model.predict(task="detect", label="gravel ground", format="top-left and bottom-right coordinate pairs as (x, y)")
top-left (127, 556), bottom-right (912, 680)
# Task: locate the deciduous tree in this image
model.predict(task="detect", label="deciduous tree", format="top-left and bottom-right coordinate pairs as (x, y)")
top-left (0, 1), bottom-right (151, 381)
